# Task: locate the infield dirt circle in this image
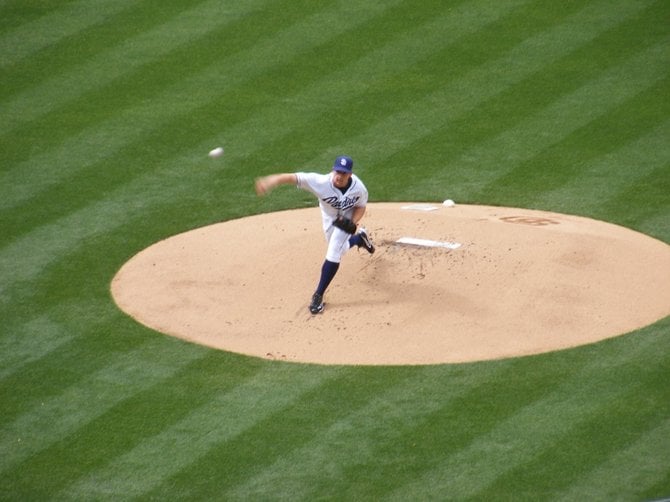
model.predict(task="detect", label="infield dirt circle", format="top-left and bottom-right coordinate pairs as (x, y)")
top-left (111, 203), bottom-right (670, 365)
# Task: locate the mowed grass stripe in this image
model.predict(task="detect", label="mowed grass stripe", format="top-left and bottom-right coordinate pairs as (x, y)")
top-left (599, 163), bottom-right (670, 237)
top-left (1, 0), bottom-right (215, 99)
top-left (0, 316), bottom-right (76, 380)
top-left (4, 350), bottom-right (263, 498)
top-left (538, 118), bottom-right (670, 218)
top-left (635, 207), bottom-right (670, 244)
top-left (513, 77), bottom-right (670, 213)
top-left (58, 364), bottom-right (342, 499)
top-left (223, 362), bottom-right (513, 500)
top-left (243, 0), bottom-right (545, 172)
top-left (387, 332), bottom-right (667, 499)
top-left (0, 0), bottom-right (332, 172)
top-left (332, 350), bottom-right (602, 498)
top-left (0, 295), bottom-right (144, 402)
top-left (140, 366), bottom-right (440, 500)
top-left (0, 0), bottom-right (137, 67)
top-left (155, 0), bottom-right (537, 183)
top-left (466, 332), bottom-right (670, 499)
top-left (0, 0), bottom-right (405, 215)
top-left (555, 418), bottom-right (670, 501)
top-left (0, 337), bottom-right (206, 474)
top-left (421, 37), bottom-right (669, 204)
top-left (470, 63), bottom-right (670, 210)
top-left (183, 0), bottom-right (538, 176)
top-left (381, 0), bottom-right (668, 201)
top-left (0, 0), bottom-right (273, 136)
top-left (0, 140), bottom-right (251, 298)
top-left (329, 0), bottom-right (655, 199)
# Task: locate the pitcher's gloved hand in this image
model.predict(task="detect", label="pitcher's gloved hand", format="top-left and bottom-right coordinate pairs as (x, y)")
top-left (333, 215), bottom-right (357, 234)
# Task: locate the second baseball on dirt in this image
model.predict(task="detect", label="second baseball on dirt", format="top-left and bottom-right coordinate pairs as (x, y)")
top-left (443, 199), bottom-right (455, 207)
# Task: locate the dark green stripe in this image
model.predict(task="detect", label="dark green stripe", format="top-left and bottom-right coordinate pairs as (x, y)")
top-left (471, 329), bottom-right (670, 499)
top-left (0, 349), bottom-right (262, 497)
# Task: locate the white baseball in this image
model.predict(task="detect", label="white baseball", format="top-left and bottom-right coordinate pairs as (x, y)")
top-left (208, 147), bottom-right (224, 158)
top-left (443, 199), bottom-right (455, 207)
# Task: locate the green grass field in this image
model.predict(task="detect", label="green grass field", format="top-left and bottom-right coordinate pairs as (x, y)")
top-left (1, 0), bottom-right (669, 499)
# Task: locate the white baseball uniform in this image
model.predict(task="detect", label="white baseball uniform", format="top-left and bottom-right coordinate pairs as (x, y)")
top-left (295, 171), bottom-right (368, 263)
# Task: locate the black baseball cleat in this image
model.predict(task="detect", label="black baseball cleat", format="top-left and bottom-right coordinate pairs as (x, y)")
top-left (358, 228), bottom-right (375, 254)
top-left (309, 293), bottom-right (324, 314)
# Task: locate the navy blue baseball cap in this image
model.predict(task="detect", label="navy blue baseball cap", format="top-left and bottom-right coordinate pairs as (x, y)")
top-left (333, 155), bottom-right (353, 173)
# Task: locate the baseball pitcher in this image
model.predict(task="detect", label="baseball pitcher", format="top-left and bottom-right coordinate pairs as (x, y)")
top-left (255, 155), bottom-right (375, 314)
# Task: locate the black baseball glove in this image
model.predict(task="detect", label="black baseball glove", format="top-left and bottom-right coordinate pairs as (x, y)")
top-left (333, 215), bottom-right (357, 234)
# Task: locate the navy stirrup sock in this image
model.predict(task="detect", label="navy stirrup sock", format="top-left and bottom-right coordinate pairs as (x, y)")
top-left (348, 233), bottom-right (361, 248)
top-left (315, 260), bottom-right (340, 295)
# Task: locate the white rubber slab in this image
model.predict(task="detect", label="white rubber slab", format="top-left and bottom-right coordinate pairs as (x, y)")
top-left (401, 204), bottom-right (439, 211)
top-left (396, 237), bottom-right (462, 249)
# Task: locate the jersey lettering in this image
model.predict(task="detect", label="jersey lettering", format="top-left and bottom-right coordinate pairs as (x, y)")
top-left (322, 195), bottom-right (360, 210)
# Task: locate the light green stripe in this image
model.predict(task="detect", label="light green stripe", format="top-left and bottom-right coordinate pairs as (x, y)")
top-left (388, 336), bottom-right (661, 499)
top-left (59, 365), bottom-right (341, 500)
top-left (0, 338), bottom-right (205, 473)
top-left (414, 37), bottom-right (669, 197)
top-left (225, 363), bottom-right (508, 501)
top-left (0, 0), bottom-right (404, 210)
top-left (0, 297), bottom-right (120, 380)
top-left (538, 119), bottom-right (670, 212)
top-left (0, 0), bottom-right (270, 135)
top-left (331, 0), bottom-right (656, 180)
top-left (219, 0), bottom-right (531, 169)
top-left (0, 0), bottom-right (137, 68)
top-left (637, 209), bottom-right (670, 242)
top-left (0, 316), bottom-right (75, 380)
top-left (0, 140), bottom-right (232, 296)
top-left (555, 418), bottom-right (670, 501)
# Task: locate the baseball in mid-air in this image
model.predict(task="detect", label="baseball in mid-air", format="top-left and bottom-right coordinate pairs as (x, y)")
top-left (208, 147), bottom-right (224, 158)
top-left (443, 199), bottom-right (455, 207)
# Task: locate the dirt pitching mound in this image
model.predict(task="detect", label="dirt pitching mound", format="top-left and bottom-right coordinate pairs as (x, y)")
top-left (111, 203), bottom-right (670, 365)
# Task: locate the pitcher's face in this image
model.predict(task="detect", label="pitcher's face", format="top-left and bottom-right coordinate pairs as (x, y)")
top-left (332, 171), bottom-right (351, 188)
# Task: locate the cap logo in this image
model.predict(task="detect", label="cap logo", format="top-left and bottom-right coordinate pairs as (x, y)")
top-left (340, 158), bottom-right (347, 166)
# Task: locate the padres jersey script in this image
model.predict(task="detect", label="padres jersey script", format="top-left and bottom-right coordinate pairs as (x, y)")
top-left (296, 172), bottom-right (368, 230)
